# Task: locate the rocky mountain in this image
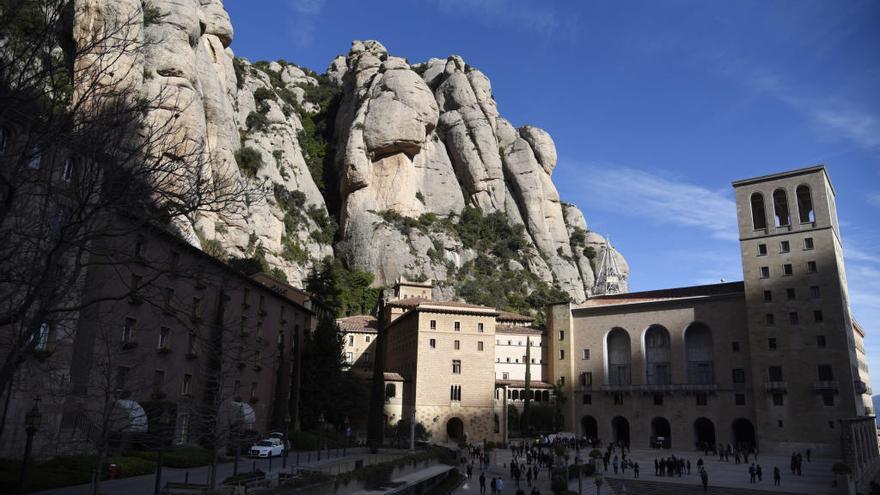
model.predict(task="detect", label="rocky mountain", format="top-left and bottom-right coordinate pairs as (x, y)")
top-left (74, 0), bottom-right (628, 308)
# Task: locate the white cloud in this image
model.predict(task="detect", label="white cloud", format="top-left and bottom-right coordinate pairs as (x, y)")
top-left (288, 0), bottom-right (326, 49)
top-left (571, 165), bottom-right (739, 241)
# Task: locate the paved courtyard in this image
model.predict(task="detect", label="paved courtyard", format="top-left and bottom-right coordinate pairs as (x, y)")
top-left (453, 446), bottom-right (838, 495)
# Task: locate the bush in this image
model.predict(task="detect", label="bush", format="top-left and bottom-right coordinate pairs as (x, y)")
top-left (253, 87), bottom-right (275, 106)
top-left (246, 110), bottom-right (269, 131)
top-left (235, 146), bottom-right (264, 178)
top-left (0, 455), bottom-right (157, 493)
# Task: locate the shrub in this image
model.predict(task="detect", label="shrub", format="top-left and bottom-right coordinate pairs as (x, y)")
top-left (253, 87), bottom-right (275, 106)
top-left (142, 3), bottom-right (164, 25)
top-left (246, 110), bottom-right (269, 132)
top-left (235, 146), bottom-right (264, 178)
top-left (233, 57), bottom-right (247, 89)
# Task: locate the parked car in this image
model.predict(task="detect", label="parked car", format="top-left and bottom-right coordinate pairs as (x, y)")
top-left (268, 431), bottom-right (290, 450)
top-left (249, 438), bottom-right (285, 458)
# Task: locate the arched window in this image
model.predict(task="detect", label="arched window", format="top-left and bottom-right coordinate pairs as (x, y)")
top-left (645, 325), bottom-right (671, 385)
top-left (606, 328), bottom-right (632, 385)
top-left (512, 389), bottom-right (519, 400)
top-left (773, 189), bottom-right (790, 227)
top-left (796, 185), bottom-right (814, 223)
top-left (385, 383), bottom-right (396, 398)
top-left (750, 193), bottom-right (767, 230)
top-left (685, 323), bottom-right (714, 384)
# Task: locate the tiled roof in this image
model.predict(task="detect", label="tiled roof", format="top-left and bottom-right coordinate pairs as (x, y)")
top-left (495, 325), bottom-right (543, 335)
top-left (495, 379), bottom-right (554, 389)
top-left (576, 282), bottom-right (745, 308)
top-left (383, 372), bottom-right (405, 381)
top-left (497, 311), bottom-right (535, 323)
top-left (337, 315), bottom-right (378, 333)
top-left (387, 297), bottom-right (497, 312)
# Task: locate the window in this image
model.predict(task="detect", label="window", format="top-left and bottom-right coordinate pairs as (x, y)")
top-left (454, 340), bottom-right (460, 350)
top-left (35, 322), bottom-right (50, 351)
top-left (580, 372), bottom-right (592, 386)
top-left (654, 394), bottom-right (663, 406)
top-left (796, 185), bottom-right (814, 223)
top-left (242, 288), bottom-right (250, 308)
top-left (789, 312), bottom-right (799, 324)
top-left (807, 261), bottom-right (817, 273)
top-left (62, 157), bottom-right (74, 182)
top-left (814, 310), bottom-right (824, 322)
top-left (732, 368), bottom-right (745, 383)
top-left (385, 383), bottom-right (396, 398)
top-left (153, 370), bottom-right (165, 394)
top-left (763, 290), bottom-right (773, 302)
top-left (783, 264), bottom-right (793, 276)
top-left (780, 240), bottom-right (790, 253)
top-left (696, 393), bottom-right (708, 406)
top-left (506, 357), bottom-right (511, 363)
top-left (258, 295), bottom-right (265, 312)
top-left (250, 382), bottom-right (257, 400)
top-left (478, 322), bottom-right (484, 333)
top-left (559, 350), bottom-right (565, 360)
top-left (559, 376), bottom-right (565, 386)
top-left (122, 317), bottom-right (136, 345)
top-left (751, 193), bottom-right (767, 230)
top-left (502, 372), bottom-right (509, 380)
top-left (182, 374), bottom-right (193, 396)
top-left (804, 237), bottom-right (814, 250)
top-left (777, 419), bottom-right (784, 428)
top-left (450, 385), bottom-right (461, 401)
top-left (773, 393), bottom-right (784, 406)
top-left (365, 336), bottom-right (371, 343)
top-left (583, 394), bottom-right (592, 405)
top-left (582, 349), bottom-right (590, 360)
top-left (558, 330), bottom-right (565, 341)
top-left (348, 335), bottom-right (354, 346)
top-left (613, 393), bottom-right (623, 405)
top-left (27, 146), bottom-right (41, 169)
top-left (158, 327), bottom-right (170, 350)
top-left (821, 391), bottom-right (834, 406)
top-left (768, 366), bottom-right (783, 381)
top-left (760, 266), bottom-right (770, 278)
top-left (765, 313), bottom-right (775, 325)
top-left (817, 364), bottom-right (834, 381)
top-left (454, 321), bottom-right (461, 332)
top-left (345, 352), bottom-right (353, 364)
top-left (768, 338), bottom-right (777, 350)
top-left (477, 341), bottom-right (484, 351)
top-left (430, 320), bottom-right (436, 330)
top-left (170, 251), bottom-right (180, 273)
top-left (731, 341), bottom-right (741, 353)
top-left (256, 324), bottom-right (264, 341)
top-left (735, 393), bottom-right (746, 406)
top-left (452, 360), bottom-right (461, 374)
top-left (810, 286), bottom-right (821, 298)
top-left (187, 332), bottom-right (197, 355)
top-left (817, 335), bottom-right (827, 348)
top-left (362, 352), bottom-right (371, 363)
top-left (773, 189), bottom-right (790, 227)
top-left (429, 338), bottom-right (436, 348)
top-left (786, 288), bottom-right (796, 300)
top-left (757, 243), bottom-right (768, 256)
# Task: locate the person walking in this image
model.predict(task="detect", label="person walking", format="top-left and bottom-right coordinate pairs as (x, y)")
top-left (634, 462), bottom-right (640, 478)
top-left (480, 473), bottom-right (486, 495)
top-left (807, 448), bottom-right (811, 462)
top-left (497, 477), bottom-right (504, 495)
top-left (490, 477), bottom-right (497, 495)
top-left (748, 463), bottom-right (756, 484)
top-left (613, 456), bottom-right (619, 475)
top-left (468, 464), bottom-right (473, 479)
top-left (686, 459), bottom-right (691, 475)
top-left (700, 468), bottom-right (709, 492)
top-left (773, 466), bottom-right (781, 486)
top-left (526, 467), bottom-right (532, 487)
top-left (756, 464), bottom-right (763, 482)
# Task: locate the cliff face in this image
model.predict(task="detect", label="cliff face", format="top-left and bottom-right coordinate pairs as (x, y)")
top-left (73, 1), bottom-right (627, 304)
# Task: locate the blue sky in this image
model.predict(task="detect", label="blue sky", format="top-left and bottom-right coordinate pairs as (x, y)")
top-left (224, 0), bottom-right (880, 373)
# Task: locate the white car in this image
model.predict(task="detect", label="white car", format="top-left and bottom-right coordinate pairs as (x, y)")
top-left (249, 438), bottom-right (285, 458)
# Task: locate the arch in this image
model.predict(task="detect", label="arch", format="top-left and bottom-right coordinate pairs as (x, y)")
top-left (542, 390), bottom-right (550, 401)
top-left (644, 325), bottom-right (671, 385)
top-left (385, 383), bottom-right (396, 398)
top-left (606, 328), bottom-right (632, 385)
top-left (446, 417), bottom-right (464, 441)
top-left (512, 389), bottom-right (519, 400)
top-left (731, 418), bottom-right (756, 451)
top-left (651, 417), bottom-right (671, 449)
top-left (773, 188), bottom-right (790, 227)
top-left (581, 415), bottom-right (598, 440)
top-left (750, 192), bottom-right (767, 230)
top-left (693, 417), bottom-right (716, 450)
top-left (684, 322), bottom-right (714, 384)
top-left (796, 185), bottom-right (815, 223)
top-left (611, 416), bottom-right (630, 446)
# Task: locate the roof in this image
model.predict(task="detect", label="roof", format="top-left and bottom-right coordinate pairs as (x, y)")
top-left (387, 297), bottom-right (499, 314)
top-left (574, 281), bottom-right (745, 309)
top-left (348, 369), bottom-right (406, 382)
top-left (497, 311), bottom-right (535, 323)
top-left (383, 372), bottom-right (405, 381)
top-left (731, 165), bottom-right (834, 194)
top-left (495, 380), bottom-right (554, 389)
top-left (496, 325), bottom-right (543, 335)
top-left (337, 315), bottom-right (378, 333)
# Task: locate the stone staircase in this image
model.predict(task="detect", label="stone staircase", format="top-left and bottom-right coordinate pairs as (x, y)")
top-left (606, 478), bottom-right (809, 495)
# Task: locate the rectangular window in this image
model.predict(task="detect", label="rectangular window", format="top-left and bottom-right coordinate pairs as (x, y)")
top-left (348, 335), bottom-right (354, 346)
top-left (731, 341), bottom-right (741, 353)
top-left (450, 385), bottom-right (461, 401)
top-left (345, 352), bottom-right (353, 364)
top-left (365, 336), bottom-right (371, 343)
top-left (182, 374), bottom-right (192, 396)
top-left (478, 323), bottom-right (484, 333)
top-left (735, 393), bottom-right (746, 406)
top-left (768, 338), bottom-right (777, 350)
top-left (773, 393), bottom-right (784, 406)
top-left (765, 313), bottom-right (775, 325)
top-left (817, 335), bottom-right (827, 348)
top-left (559, 349), bottom-right (565, 360)
top-left (696, 393), bottom-right (708, 406)
top-left (250, 382), bottom-right (258, 400)
top-left (789, 312), bottom-right (799, 324)
top-left (758, 244), bottom-right (767, 256)
top-left (35, 322), bottom-right (50, 351)
top-left (452, 360), bottom-right (461, 374)
top-left (821, 391), bottom-right (834, 406)
top-left (768, 366), bottom-right (784, 381)
top-left (191, 297), bottom-right (201, 320)
top-left (786, 288), bottom-right (796, 300)
top-left (134, 236), bottom-right (145, 259)
top-left (777, 419), bottom-right (784, 428)
top-left (760, 266), bottom-right (770, 278)
top-left (783, 264), bottom-right (793, 276)
top-left (582, 349), bottom-right (590, 360)
top-left (170, 250), bottom-right (180, 273)
top-left (817, 364), bottom-right (834, 381)
top-left (780, 241), bottom-right (790, 253)
top-left (502, 372), bottom-right (509, 380)
top-left (362, 352), bottom-right (371, 364)
top-left (158, 327), bottom-right (170, 350)
top-left (807, 261), bottom-right (817, 273)
top-left (804, 237), bottom-right (814, 250)
top-left (814, 310), bottom-right (824, 322)
top-left (454, 340), bottom-right (460, 350)
top-left (122, 317), bottom-right (136, 345)
top-left (763, 290), bottom-right (772, 302)
top-left (454, 321), bottom-right (461, 332)
top-left (732, 368), bottom-right (745, 383)
top-left (811, 285), bottom-right (821, 298)
top-left (163, 287), bottom-right (174, 309)
top-left (558, 330), bottom-right (565, 341)
top-left (654, 394), bottom-right (663, 406)
top-left (559, 376), bottom-right (565, 386)
top-left (187, 332), bottom-right (197, 355)
top-left (583, 394), bottom-right (592, 405)
top-left (580, 372), bottom-right (592, 386)
top-left (430, 320), bottom-right (436, 330)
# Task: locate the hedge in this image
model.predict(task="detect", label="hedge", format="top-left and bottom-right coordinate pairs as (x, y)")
top-left (130, 446), bottom-right (215, 468)
top-left (0, 455), bottom-right (156, 493)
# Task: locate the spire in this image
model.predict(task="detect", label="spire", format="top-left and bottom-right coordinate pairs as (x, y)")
top-left (592, 237), bottom-right (625, 296)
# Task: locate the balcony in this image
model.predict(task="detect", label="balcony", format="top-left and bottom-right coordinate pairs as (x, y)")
top-left (813, 381), bottom-right (839, 392)
top-left (764, 381), bottom-right (788, 393)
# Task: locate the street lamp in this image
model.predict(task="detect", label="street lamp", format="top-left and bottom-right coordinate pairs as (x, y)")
top-left (17, 397), bottom-right (41, 495)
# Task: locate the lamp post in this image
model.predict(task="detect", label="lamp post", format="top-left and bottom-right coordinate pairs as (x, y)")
top-left (17, 397), bottom-right (41, 495)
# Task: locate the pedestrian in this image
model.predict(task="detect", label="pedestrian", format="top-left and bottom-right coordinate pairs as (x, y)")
top-left (613, 455), bottom-right (619, 474)
top-left (497, 477), bottom-right (504, 495)
top-left (686, 459), bottom-right (691, 475)
top-left (468, 464), bottom-right (473, 479)
top-left (773, 466), bottom-right (781, 486)
top-left (756, 464), bottom-right (763, 482)
top-left (700, 468), bottom-right (709, 492)
top-left (530, 487), bottom-right (540, 495)
top-left (526, 467), bottom-right (532, 487)
top-left (491, 477), bottom-right (497, 495)
top-left (654, 458), bottom-right (659, 476)
top-left (480, 473), bottom-right (486, 495)
top-left (634, 462), bottom-right (640, 478)
top-left (806, 448), bottom-right (811, 463)
top-left (748, 463), bottom-right (756, 484)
